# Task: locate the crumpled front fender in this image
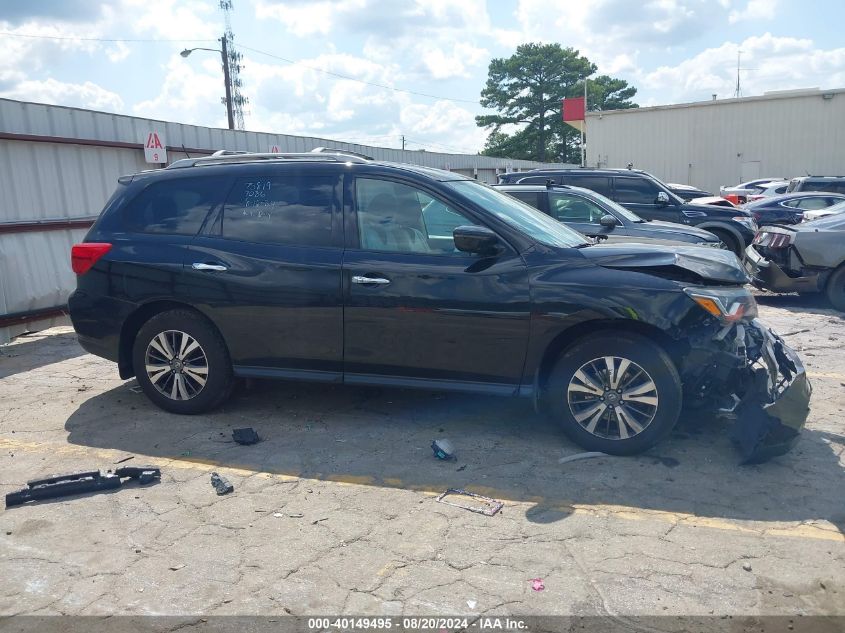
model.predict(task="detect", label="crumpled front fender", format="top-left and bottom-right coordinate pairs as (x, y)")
top-left (732, 320), bottom-right (812, 464)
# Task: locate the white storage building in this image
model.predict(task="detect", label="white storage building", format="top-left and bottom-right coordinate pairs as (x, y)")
top-left (585, 88), bottom-right (845, 194)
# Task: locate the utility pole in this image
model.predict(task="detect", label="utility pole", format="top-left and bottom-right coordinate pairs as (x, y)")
top-left (401, 135), bottom-right (405, 151)
top-left (581, 76), bottom-right (587, 168)
top-left (734, 50), bottom-right (742, 98)
top-left (220, 35), bottom-right (234, 130)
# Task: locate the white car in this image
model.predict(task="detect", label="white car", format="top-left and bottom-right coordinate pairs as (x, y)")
top-left (746, 180), bottom-right (790, 202)
top-left (802, 200), bottom-right (845, 222)
top-left (720, 178), bottom-right (786, 198)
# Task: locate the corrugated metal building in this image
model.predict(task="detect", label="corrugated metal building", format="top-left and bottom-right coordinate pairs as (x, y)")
top-left (0, 97), bottom-right (570, 343)
top-left (585, 88), bottom-right (845, 194)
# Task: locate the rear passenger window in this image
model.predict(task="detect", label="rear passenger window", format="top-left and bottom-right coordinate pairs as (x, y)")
top-left (615, 178), bottom-right (661, 204)
top-left (508, 190), bottom-right (544, 210)
top-left (222, 174), bottom-right (337, 246)
top-left (122, 178), bottom-right (223, 235)
top-left (564, 176), bottom-right (613, 197)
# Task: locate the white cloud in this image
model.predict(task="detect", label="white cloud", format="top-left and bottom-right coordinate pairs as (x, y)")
top-left (728, 0), bottom-right (778, 23)
top-left (639, 33), bottom-right (845, 103)
top-left (0, 78), bottom-right (124, 111)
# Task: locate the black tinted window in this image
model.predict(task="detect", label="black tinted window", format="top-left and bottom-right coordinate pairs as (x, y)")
top-left (222, 174), bottom-right (336, 246)
top-left (615, 177), bottom-right (661, 204)
top-left (563, 175), bottom-right (612, 197)
top-left (508, 190), bottom-right (544, 210)
top-left (122, 178), bottom-right (222, 235)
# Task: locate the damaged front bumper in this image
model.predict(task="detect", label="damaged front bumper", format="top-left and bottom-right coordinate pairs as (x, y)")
top-left (683, 318), bottom-right (811, 463)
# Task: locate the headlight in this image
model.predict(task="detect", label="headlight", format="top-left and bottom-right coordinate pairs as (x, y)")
top-left (684, 286), bottom-right (758, 323)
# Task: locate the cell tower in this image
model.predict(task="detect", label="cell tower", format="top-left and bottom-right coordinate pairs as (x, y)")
top-left (219, 0), bottom-right (248, 129)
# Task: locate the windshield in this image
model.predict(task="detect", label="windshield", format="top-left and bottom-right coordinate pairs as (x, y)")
top-left (445, 180), bottom-right (590, 248)
top-left (568, 186), bottom-right (646, 223)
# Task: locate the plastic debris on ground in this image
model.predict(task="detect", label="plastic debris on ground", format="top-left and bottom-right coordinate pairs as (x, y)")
top-left (232, 427), bottom-right (261, 445)
top-left (435, 488), bottom-right (503, 516)
top-left (5, 466), bottom-right (161, 508)
top-left (531, 578), bottom-right (545, 591)
top-left (431, 438), bottom-right (455, 460)
top-left (558, 451), bottom-right (607, 464)
top-left (210, 472), bottom-right (234, 495)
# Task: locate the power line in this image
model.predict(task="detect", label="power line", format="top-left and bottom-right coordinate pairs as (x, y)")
top-left (0, 30), bottom-right (481, 106)
top-left (210, 44), bottom-right (481, 105)
top-left (0, 31), bottom-right (215, 43)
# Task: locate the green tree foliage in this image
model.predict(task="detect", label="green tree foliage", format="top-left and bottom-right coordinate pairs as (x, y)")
top-left (476, 43), bottom-right (638, 163)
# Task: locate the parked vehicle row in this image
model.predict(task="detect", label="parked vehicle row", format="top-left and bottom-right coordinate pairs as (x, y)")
top-left (69, 150), bottom-right (809, 462)
top-left (497, 168), bottom-right (757, 255)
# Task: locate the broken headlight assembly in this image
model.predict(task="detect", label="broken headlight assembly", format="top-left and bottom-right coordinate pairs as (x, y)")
top-left (683, 286), bottom-right (758, 324)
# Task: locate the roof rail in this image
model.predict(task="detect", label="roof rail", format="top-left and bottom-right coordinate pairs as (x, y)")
top-left (166, 148), bottom-right (372, 169)
top-left (311, 146), bottom-right (374, 160)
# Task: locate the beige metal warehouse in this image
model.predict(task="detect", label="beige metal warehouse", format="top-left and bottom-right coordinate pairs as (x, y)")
top-left (585, 88), bottom-right (845, 194)
top-left (0, 98), bottom-right (570, 343)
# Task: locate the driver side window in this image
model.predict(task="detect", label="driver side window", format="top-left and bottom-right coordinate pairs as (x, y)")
top-left (548, 193), bottom-right (605, 223)
top-left (355, 178), bottom-right (476, 255)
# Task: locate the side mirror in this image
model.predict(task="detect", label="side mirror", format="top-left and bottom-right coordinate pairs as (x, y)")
top-left (656, 191), bottom-right (670, 206)
top-left (599, 214), bottom-right (618, 228)
top-left (453, 225), bottom-right (502, 255)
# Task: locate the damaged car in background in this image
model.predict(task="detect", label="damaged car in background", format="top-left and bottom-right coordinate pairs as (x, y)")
top-left (69, 152), bottom-right (810, 464)
top-left (745, 211), bottom-right (845, 312)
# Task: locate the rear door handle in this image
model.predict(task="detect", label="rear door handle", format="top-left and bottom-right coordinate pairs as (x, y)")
top-left (352, 275), bottom-right (390, 285)
top-left (192, 262), bottom-right (228, 272)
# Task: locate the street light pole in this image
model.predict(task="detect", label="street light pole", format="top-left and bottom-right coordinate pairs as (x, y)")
top-left (220, 36), bottom-right (234, 130)
top-left (180, 39), bottom-right (234, 130)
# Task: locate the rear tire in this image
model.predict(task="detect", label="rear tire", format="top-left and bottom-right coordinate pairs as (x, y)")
top-left (132, 309), bottom-right (233, 414)
top-left (709, 228), bottom-right (742, 257)
top-left (546, 333), bottom-right (682, 455)
top-left (825, 265), bottom-right (845, 312)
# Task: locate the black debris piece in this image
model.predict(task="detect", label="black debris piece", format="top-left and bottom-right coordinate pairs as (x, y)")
top-left (232, 427), bottom-right (261, 445)
top-left (211, 472), bottom-right (234, 495)
top-left (5, 466), bottom-right (161, 508)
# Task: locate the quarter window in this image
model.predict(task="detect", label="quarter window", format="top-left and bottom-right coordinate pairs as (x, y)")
top-left (122, 178), bottom-right (223, 235)
top-left (508, 190), bottom-right (544, 210)
top-left (222, 174), bottom-right (336, 246)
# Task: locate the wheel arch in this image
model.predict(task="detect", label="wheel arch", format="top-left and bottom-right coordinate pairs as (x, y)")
top-left (533, 319), bottom-right (683, 407)
top-left (695, 222), bottom-right (744, 251)
top-left (117, 300), bottom-right (222, 379)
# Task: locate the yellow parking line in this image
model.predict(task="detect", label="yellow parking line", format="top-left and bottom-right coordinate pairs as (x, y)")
top-left (1, 436), bottom-right (842, 543)
top-left (807, 371), bottom-right (845, 380)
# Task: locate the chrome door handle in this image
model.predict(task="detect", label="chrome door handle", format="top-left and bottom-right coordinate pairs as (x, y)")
top-left (352, 275), bottom-right (390, 285)
top-left (192, 262), bottom-right (228, 272)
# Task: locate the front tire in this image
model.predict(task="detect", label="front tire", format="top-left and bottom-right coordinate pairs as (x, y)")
top-left (825, 265), bottom-right (845, 312)
top-left (709, 228), bottom-right (742, 257)
top-left (547, 333), bottom-right (682, 455)
top-left (132, 309), bottom-right (233, 414)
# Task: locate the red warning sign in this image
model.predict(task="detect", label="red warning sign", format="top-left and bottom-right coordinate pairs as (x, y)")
top-left (143, 131), bottom-right (167, 164)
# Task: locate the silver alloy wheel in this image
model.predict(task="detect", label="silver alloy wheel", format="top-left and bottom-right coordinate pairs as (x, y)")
top-left (566, 356), bottom-right (659, 440)
top-left (144, 330), bottom-right (209, 401)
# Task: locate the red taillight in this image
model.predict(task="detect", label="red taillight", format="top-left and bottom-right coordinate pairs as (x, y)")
top-left (769, 233), bottom-right (792, 249)
top-left (71, 243), bottom-right (112, 275)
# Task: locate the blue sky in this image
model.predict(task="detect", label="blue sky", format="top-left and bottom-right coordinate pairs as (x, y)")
top-left (1, 0), bottom-right (843, 153)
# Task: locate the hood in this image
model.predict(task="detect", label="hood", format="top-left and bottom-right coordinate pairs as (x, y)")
top-left (580, 243), bottom-right (749, 284)
top-left (640, 220), bottom-right (721, 241)
top-left (681, 201), bottom-right (751, 219)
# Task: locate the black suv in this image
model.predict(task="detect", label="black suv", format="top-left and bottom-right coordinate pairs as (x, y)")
top-left (492, 183), bottom-right (722, 247)
top-left (69, 150), bottom-right (809, 460)
top-left (498, 168), bottom-right (757, 255)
